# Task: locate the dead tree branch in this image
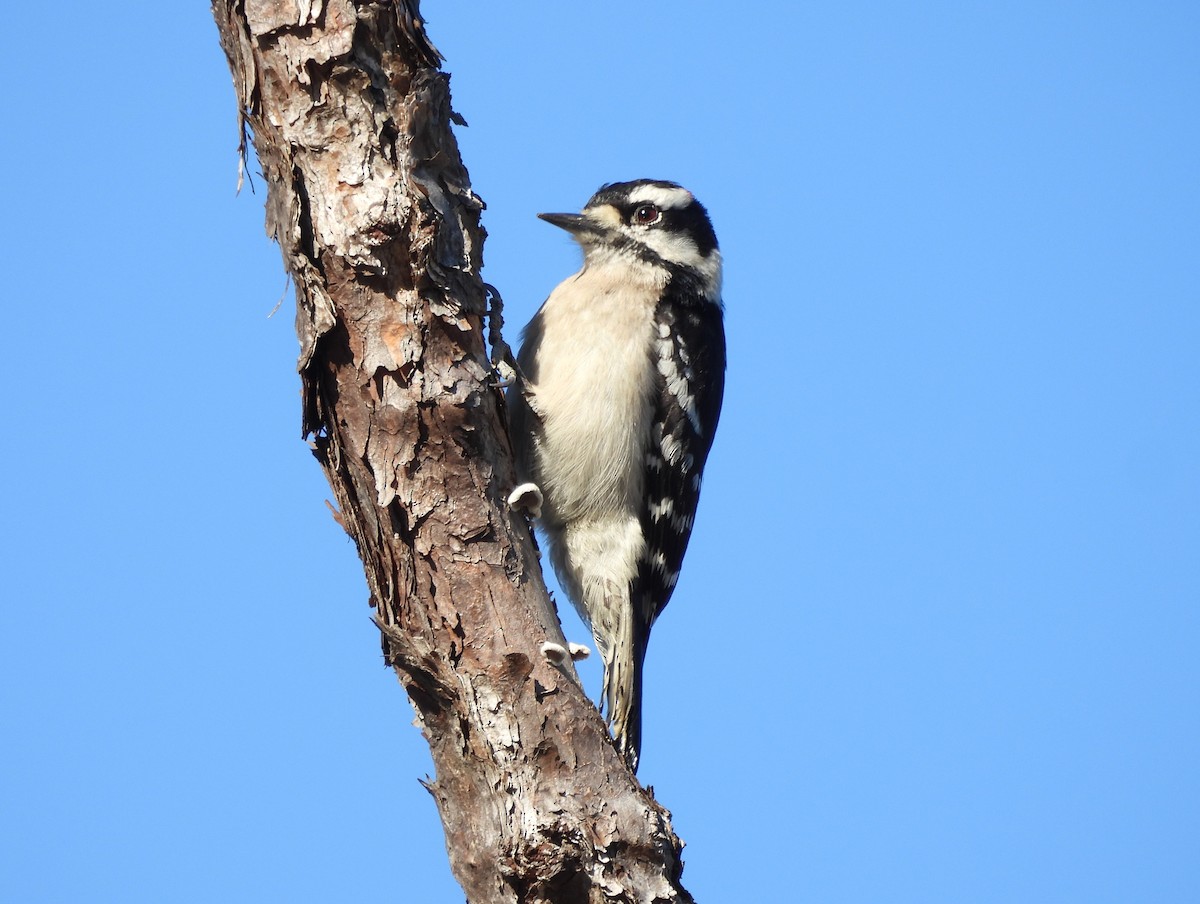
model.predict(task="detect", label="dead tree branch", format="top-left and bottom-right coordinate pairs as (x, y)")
top-left (211, 2), bottom-right (694, 901)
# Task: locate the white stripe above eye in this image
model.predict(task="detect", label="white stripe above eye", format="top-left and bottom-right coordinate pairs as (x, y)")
top-left (629, 184), bottom-right (694, 210)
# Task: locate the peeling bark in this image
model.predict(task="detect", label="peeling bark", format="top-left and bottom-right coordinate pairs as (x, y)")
top-left (211, 3), bottom-right (694, 901)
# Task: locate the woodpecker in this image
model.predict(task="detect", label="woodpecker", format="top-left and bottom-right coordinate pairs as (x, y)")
top-left (507, 179), bottom-right (725, 771)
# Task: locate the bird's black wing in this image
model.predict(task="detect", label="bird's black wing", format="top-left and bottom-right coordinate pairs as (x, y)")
top-left (633, 290), bottom-right (726, 633)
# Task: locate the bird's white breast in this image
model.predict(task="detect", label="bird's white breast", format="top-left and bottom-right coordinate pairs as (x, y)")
top-left (528, 257), bottom-right (666, 524)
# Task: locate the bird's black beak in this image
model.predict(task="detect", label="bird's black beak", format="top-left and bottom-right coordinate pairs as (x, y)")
top-left (537, 212), bottom-right (597, 235)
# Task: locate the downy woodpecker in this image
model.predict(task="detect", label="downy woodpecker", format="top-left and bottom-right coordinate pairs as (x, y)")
top-left (508, 179), bottom-right (725, 771)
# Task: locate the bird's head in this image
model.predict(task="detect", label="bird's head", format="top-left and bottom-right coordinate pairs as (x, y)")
top-left (539, 179), bottom-right (721, 296)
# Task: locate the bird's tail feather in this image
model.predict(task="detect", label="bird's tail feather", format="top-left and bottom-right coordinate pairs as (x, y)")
top-left (602, 612), bottom-right (648, 772)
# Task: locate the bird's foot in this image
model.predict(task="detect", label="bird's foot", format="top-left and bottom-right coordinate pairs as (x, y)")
top-left (507, 482), bottom-right (543, 519)
top-left (540, 640), bottom-right (591, 665)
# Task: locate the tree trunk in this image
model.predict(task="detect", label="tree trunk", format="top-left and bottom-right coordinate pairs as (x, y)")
top-left (210, 2), bottom-right (694, 901)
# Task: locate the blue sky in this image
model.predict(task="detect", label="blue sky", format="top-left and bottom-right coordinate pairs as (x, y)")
top-left (2, 3), bottom-right (1197, 901)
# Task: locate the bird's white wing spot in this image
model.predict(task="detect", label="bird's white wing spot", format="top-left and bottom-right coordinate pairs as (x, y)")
top-left (649, 497), bottom-right (675, 520)
top-left (656, 335), bottom-right (702, 436)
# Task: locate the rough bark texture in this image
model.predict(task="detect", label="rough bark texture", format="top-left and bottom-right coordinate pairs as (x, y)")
top-left (211, 3), bottom-right (694, 901)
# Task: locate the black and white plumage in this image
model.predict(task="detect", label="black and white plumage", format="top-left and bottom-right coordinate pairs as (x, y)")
top-left (507, 179), bottom-right (725, 771)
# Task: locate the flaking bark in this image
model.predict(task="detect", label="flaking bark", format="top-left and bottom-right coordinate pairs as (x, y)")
top-left (211, 2), bottom-right (695, 901)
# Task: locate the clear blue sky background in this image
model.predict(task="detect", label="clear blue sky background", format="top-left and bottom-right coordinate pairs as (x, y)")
top-left (2, 3), bottom-right (1197, 902)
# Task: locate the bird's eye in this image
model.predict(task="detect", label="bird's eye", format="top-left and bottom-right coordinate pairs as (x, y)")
top-left (633, 204), bottom-right (661, 225)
